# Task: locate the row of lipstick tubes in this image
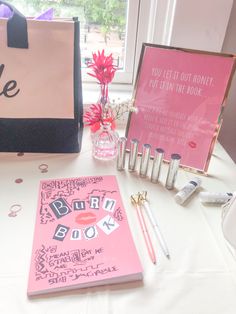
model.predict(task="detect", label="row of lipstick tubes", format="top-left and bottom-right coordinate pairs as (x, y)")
top-left (116, 137), bottom-right (181, 190)
top-left (116, 138), bottom-right (235, 205)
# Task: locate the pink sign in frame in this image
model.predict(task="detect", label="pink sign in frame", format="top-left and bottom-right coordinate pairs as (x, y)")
top-left (126, 44), bottom-right (236, 173)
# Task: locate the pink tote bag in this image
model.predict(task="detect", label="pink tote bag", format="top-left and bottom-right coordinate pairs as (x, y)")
top-left (0, 1), bottom-right (83, 153)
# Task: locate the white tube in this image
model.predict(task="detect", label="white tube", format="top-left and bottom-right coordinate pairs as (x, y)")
top-left (199, 192), bottom-right (233, 204)
top-left (175, 177), bottom-right (201, 204)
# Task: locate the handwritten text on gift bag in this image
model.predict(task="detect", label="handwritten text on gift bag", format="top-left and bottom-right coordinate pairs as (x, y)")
top-left (0, 64), bottom-right (20, 98)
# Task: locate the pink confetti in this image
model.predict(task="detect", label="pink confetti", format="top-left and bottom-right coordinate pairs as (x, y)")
top-left (15, 178), bottom-right (23, 184)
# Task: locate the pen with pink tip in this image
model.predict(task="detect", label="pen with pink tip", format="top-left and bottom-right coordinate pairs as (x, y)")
top-left (140, 191), bottom-right (170, 259)
top-left (131, 194), bottom-right (157, 264)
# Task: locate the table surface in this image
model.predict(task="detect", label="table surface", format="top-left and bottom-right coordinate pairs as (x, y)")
top-left (0, 129), bottom-right (236, 314)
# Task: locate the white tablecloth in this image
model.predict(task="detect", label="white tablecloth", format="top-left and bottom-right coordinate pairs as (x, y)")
top-left (0, 130), bottom-right (236, 314)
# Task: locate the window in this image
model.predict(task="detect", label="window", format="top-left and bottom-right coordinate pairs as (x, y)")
top-left (5, 0), bottom-right (233, 89)
top-left (9, 0), bottom-right (140, 85)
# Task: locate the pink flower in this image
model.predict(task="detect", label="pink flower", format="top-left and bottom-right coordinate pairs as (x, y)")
top-left (83, 103), bottom-right (103, 126)
top-left (87, 50), bottom-right (117, 84)
top-left (83, 103), bottom-right (116, 132)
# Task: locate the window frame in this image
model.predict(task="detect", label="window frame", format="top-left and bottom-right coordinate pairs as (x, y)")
top-left (84, 0), bottom-right (233, 99)
top-left (83, 0), bottom-right (179, 90)
top-left (82, 0), bottom-right (140, 85)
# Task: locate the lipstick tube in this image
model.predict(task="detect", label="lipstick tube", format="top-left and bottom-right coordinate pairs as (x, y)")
top-left (165, 153), bottom-right (181, 190)
top-left (151, 148), bottom-right (164, 183)
top-left (139, 144), bottom-right (151, 177)
top-left (128, 139), bottom-right (139, 171)
top-left (117, 137), bottom-right (127, 171)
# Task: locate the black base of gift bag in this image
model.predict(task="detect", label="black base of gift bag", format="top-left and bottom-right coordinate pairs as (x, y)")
top-left (0, 118), bottom-right (83, 153)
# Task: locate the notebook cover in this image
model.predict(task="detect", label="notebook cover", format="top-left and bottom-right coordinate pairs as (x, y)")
top-left (27, 175), bottom-right (143, 296)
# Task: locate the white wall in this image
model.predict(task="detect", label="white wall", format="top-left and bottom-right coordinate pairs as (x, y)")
top-left (218, 1), bottom-right (236, 162)
top-left (170, 0), bottom-right (232, 52)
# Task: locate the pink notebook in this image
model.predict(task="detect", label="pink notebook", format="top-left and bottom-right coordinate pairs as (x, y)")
top-left (27, 175), bottom-right (143, 296)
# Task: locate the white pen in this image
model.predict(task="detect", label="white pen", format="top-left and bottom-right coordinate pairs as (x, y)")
top-left (140, 192), bottom-right (170, 259)
top-left (131, 194), bottom-right (157, 264)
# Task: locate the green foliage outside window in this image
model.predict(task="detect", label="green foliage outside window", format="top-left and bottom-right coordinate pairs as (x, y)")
top-left (10, 0), bottom-right (127, 42)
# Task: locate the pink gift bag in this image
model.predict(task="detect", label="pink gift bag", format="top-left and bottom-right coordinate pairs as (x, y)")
top-left (0, 1), bottom-right (83, 153)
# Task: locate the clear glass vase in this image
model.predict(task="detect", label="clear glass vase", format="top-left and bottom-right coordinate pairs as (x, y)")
top-left (92, 122), bottom-right (119, 160)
